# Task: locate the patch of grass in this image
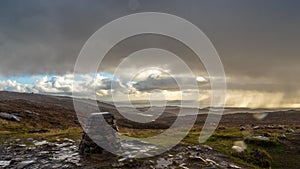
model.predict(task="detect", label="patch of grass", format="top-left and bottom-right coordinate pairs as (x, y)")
top-left (0, 117), bottom-right (82, 144)
top-left (119, 128), bottom-right (191, 147)
top-left (119, 128), bottom-right (162, 138)
top-left (0, 119), bottom-right (25, 132)
top-left (22, 127), bottom-right (82, 141)
top-left (180, 126), bottom-right (290, 168)
top-left (232, 148), bottom-right (272, 168)
top-left (0, 126), bottom-right (82, 144)
top-left (1, 116), bottom-right (297, 169)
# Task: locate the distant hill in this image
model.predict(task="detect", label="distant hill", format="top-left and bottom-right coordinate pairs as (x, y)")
top-left (0, 91), bottom-right (299, 130)
top-left (0, 91), bottom-right (116, 129)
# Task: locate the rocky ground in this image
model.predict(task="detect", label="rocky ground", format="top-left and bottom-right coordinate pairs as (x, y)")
top-left (0, 138), bottom-right (81, 169)
top-left (0, 138), bottom-right (245, 169)
top-left (0, 91), bottom-right (300, 168)
top-left (1, 125), bottom-right (299, 169)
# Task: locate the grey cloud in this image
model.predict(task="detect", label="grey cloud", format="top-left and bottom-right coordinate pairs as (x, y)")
top-left (0, 0), bottom-right (129, 76)
top-left (133, 75), bottom-right (178, 91)
top-left (1, 0), bottom-right (299, 79)
top-left (0, 0), bottom-right (300, 102)
top-left (100, 34), bottom-right (207, 76)
top-left (132, 74), bottom-right (207, 92)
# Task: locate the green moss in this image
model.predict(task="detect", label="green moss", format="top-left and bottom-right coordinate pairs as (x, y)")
top-left (232, 148), bottom-right (272, 168)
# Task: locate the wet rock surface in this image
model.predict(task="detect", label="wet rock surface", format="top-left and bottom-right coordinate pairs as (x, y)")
top-left (150, 145), bottom-right (245, 169)
top-left (0, 138), bottom-right (246, 169)
top-left (0, 139), bottom-right (81, 169)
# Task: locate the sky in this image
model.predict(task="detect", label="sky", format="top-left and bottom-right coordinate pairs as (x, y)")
top-left (0, 0), bottom-right (300, 108)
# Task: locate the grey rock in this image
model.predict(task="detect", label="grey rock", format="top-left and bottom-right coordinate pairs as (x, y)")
top-left (156, 158), bottom-right (173, 168)
top-left (33, 140), bottom-right (49, 146)
top-left (16, 160), bottom-right (35, 169)
top-left (26, 138), bottom-right (34, 142)
top-left (149, 160), bottom-right (155, 164)
top-left (189, 155), bottom-right (207, 163)
top-left (63, 138), bottom-right (75, 143)
top-left (206, 159), bottom-right (219, 166)
top-left (253, 126), bottom-right (262, 130)
top-left (17, 110), bottom-right (39, 119)
top-left (228, 163), bottom-right (241, 169)
top-left (0, 112), bottom-right (21, 122)
top-left (287, 128), bottom-right (295, 133)
top-left (203, 145), bottom-right (213, 150)
top-left (239, 126), bottom-right (246, 131)
top-left (0, 160), bottom-right (11, 168)
top-left (232, 145), bottom-right (246, 153)
top-left (49, 163), bottom-right (62, 168)
top-left (249, 136), bottom-right (270, 141)
top-left (278, 134), bottom-right (287, 139)
top-left (179, 163), bottom-right (189, 169)
top-left (79, 112), bottom-right (121, 155)
top-left (37, 151), bottom-right (50, 157)
top-left (118, 158), bottom-right (127, 162)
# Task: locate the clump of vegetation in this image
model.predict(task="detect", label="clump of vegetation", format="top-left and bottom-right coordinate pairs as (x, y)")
top-left (189, 126), bottom-right (291, 168)
top-left (232, 148), bottom-right (272, 168)
top-left (0, 118), bottom-right (82, 144)
top-left (245, 137), bottom-right (279, 147)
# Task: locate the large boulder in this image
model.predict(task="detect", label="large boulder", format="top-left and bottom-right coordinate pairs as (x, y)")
top-left (78, 112), bottom-right (121, 155)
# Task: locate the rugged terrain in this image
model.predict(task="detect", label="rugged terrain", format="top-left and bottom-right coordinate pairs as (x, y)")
top-left (0, 91), bottom-right (299, 169)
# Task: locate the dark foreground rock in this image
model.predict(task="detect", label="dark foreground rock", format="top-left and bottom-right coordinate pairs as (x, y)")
top-left (0, 139), bottom-right (81, 169)
top-left (0, 138), bottom-right (246, 169)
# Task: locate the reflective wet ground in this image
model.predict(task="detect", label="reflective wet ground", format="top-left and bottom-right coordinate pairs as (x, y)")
top-left (0, 138), bottom-right (245, 169)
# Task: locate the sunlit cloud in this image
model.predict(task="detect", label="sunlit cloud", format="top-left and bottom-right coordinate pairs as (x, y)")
top-left (196, 76), bottom-right (206, 82)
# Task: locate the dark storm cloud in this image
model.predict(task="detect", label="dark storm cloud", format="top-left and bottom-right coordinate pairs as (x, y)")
top-left (100, 34), bottom-right (206, 76)
top-left (0, 0), bottom-right (300, 95)
top-left (0, 0), bottom-right (130, 76)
